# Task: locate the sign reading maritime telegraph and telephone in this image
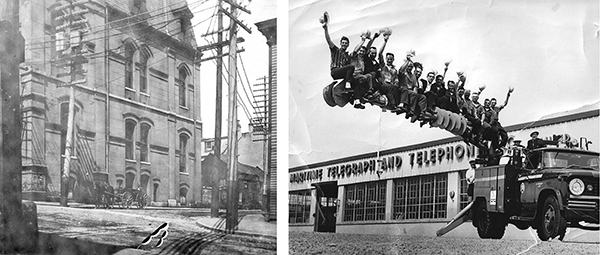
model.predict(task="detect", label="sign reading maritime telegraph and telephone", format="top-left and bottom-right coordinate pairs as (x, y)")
top-left (290, 143), bottom-right (477, 184)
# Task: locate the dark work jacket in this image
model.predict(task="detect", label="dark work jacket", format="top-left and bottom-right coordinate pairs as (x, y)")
top-left (430, 82), bottom-right (446, 98)
top-left (363, 55), bottom-right (380, 77)
top-left (437, 92), bottom-right (459, 113)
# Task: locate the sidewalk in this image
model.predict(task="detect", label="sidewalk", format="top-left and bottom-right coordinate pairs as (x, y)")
top-left (195, 213), bottom-right (277, 239)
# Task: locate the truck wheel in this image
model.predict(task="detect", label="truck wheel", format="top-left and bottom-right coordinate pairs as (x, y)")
top-left (476, 202), bottom-right (493, 238)
top-left (558, 217), bottom-right (567, 241)
top-left (476, 202), bottom-right (506, 239)
top-left (489, 217), bottom-right (507, 239)
top-left (537, 195), bottom-right (564, 241)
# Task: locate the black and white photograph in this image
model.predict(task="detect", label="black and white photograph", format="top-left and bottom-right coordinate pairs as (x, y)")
top-left (289, 0), bottom-right (599, 254)
top-left (0, 0), bottom-right (276, 254)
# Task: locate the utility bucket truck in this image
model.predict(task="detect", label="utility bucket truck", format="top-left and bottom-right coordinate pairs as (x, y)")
top-left (437, 145), bottom-right (599, 241)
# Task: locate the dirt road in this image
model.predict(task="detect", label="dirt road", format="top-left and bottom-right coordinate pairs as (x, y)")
top-left (36, 205), bottom-right (276, 254)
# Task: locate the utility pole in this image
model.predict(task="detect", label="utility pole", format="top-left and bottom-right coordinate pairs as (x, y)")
top-left (197, 0), bottom-right (251, 232)
top-left (223, 0), bottom-right (251, 233)
top-left (225, 0), bottom-right (239, 234)
top-left (197, 0), bottom-right (246, 218)
top-left (53, 0), bottom-right (90, 207)
top-left (211, 0), bottom-right (224, 218)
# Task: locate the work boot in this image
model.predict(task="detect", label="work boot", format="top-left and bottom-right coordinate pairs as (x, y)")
top-left (405, 110), bottom-right (414, 119)
top-left (354, 99), bottom-right (365, 109)
top-left (391, 104), bottom-right (407, 114)
top-left (409, 114), bottom-right (417, 123)
top-left (426, 107), bottom-right (437, 115)
top-left (420, 111), bottom-right (436, 121)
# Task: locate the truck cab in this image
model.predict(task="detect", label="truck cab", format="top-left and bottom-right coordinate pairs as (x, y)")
top-left (472, 147), bottom-right (599, 240)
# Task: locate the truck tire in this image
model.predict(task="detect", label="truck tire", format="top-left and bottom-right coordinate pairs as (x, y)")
top-left (475, 202), bottom-right (505, 239)
top-left (489, 216), bottom-right (507, 239)
top-left (558, 217), bottom-right (567, 241)
top-left (476, 202), bottom-right (491, 238)
top-left (537, 195), bottom-right (564, 241)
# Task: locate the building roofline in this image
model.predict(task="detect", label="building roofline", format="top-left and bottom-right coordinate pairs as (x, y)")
top-left (289, 109), bottom-right (599, 172)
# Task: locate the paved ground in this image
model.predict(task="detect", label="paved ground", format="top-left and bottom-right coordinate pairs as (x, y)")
top-left (289, 231), bottom-right (600, 255)
top-left (34, 202), bottom-right (276, 254)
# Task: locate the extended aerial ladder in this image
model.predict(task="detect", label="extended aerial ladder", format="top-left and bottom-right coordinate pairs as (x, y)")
top-left (323, 79), bottom-right (488, 153)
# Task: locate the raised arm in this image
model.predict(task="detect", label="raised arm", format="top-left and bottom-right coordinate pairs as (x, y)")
top-left (456, 72), bottom-right (466, 88)
top-left (323, 23), bottom-right (336, 49)
top-left (365, 32), bottom-right (379, 51)
top-left (499, 88), bottom-right (513, 110)
top-left (351, 35), bottom-right (366, 56)
top-left (399, 58), bottom-right (411, 73)
top-left (441, 65), bottom-right (449, 82)
top-left (378, 37), bottom-right (389, 64)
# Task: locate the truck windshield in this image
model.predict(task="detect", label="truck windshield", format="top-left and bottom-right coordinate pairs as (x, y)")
top-left (541, 151), bottom-right (599, 170)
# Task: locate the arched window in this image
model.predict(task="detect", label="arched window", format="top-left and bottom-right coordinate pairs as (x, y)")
top-left (139, 123), bottom-right (150, 162)
top-left (124, 42), bottom-right (135, 89)
top-left (50, 9), bottom-right (67, 62)
top-left (179, 187), bottom-right (188, 206)
top-left (179, 133), bottom-right (189, 172)
top-left (178, 68), bottom-right (188, 107)
top-left (153, 183), bottom-right (159, 202)
top-left (125, 119), bottom-right (136, 160)
top-left (140, 174), bottom-right (149, 194)
top-left (125, 171), bottom-right (136, 189)
top-left (139, 50), bottom-right (149, 93)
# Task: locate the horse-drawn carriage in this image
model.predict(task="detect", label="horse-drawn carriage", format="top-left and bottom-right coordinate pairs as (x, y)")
top-left (93, 181), bottom-right (148, 209)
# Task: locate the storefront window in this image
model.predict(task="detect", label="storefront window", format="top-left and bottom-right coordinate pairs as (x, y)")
top-left (435, 174), bottom-right (448, 218)
top-left (459, 170), bottom-right (470, 210)
top-left (393, 173), bottom-right (448, 220)
top-left (289, 190), bottom-right (311, 223)
top-left (343, 181), bottom-right (386, 222)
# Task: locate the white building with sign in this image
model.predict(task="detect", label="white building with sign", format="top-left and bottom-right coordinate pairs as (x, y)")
top-left (289, 105), bottom-right (599, 235)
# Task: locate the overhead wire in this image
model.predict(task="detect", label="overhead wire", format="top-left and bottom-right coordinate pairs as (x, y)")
top-left (25, 0), bottom-right (210, 44)
top-left (238, 53), bottom-right (266, 119)
top-left (24, 4), bottom-right (219, 67)
top-left (24, 1), bottom-right (216, 52)
top-left (201, 4), bottom-right (267, 128)
top-left (206, 48), bottom-right (263, 127)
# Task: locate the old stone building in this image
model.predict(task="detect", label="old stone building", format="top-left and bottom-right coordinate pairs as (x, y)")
top-left (19, 0), bottom-right (203, 206)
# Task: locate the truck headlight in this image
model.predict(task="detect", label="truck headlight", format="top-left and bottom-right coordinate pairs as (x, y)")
top-left (569, 178), bottom-right (585, 196)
